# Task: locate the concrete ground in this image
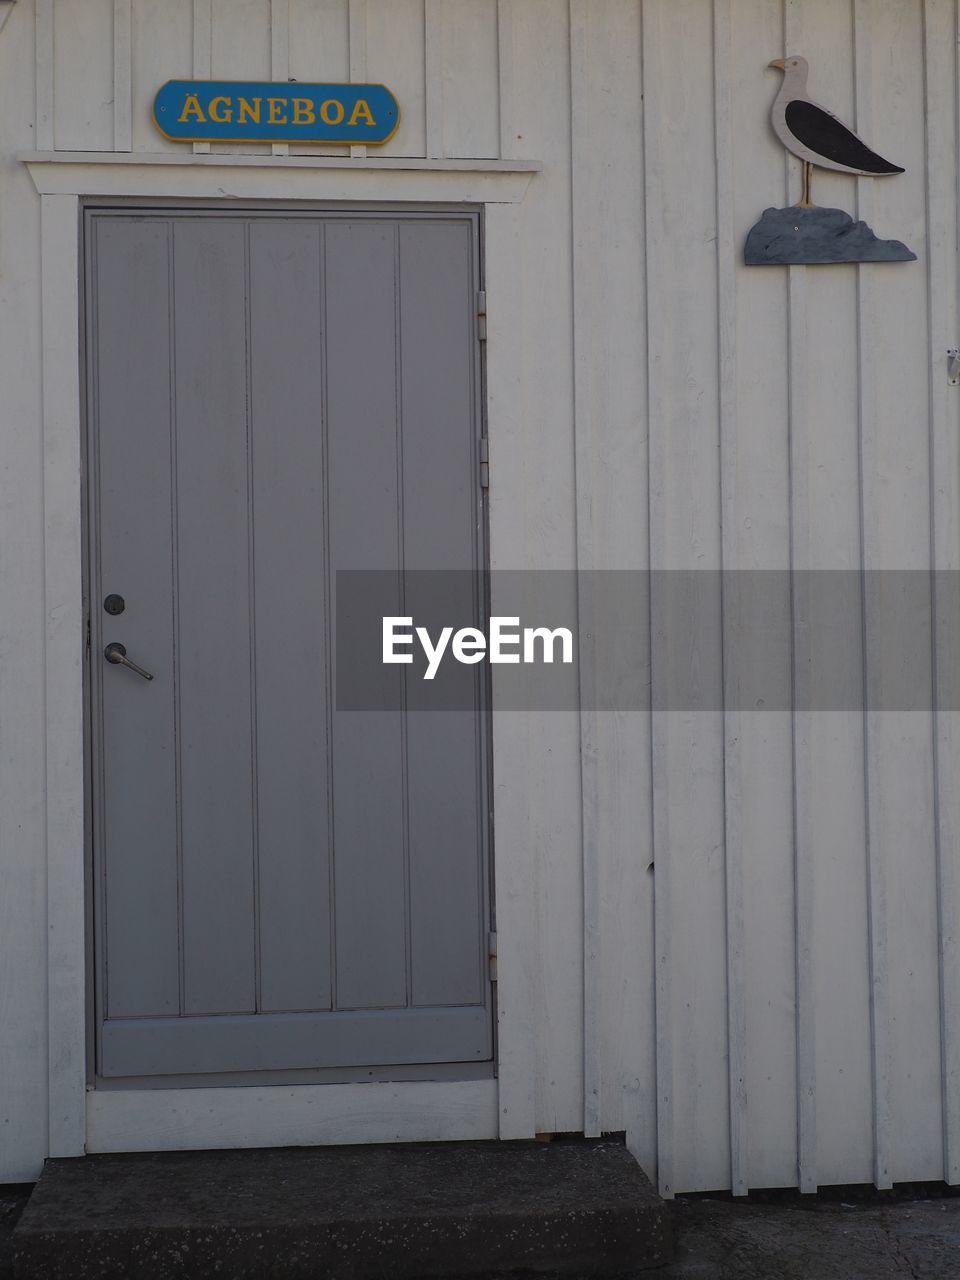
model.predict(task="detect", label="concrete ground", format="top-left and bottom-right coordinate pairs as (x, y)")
top-left (3, 1180), bottom-right (960, 1278)
top-left (661, 1188), bottom-right (960, 1279)
top-left (0, 1190), bottom-right (29, 1280)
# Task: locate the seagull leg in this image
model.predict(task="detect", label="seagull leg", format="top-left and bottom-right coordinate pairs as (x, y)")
top-left (799, 160), bottom-right (815, 208)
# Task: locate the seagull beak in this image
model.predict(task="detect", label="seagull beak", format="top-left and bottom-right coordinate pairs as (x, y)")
top-left (768, 58), bottom-right (786, 70)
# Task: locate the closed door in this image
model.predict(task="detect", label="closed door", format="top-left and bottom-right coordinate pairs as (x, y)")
top-left (85, 209), bottom-right (491, 1081)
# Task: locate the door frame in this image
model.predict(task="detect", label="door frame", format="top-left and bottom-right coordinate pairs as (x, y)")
top-left (23, 153), bottom-right (539, 1157)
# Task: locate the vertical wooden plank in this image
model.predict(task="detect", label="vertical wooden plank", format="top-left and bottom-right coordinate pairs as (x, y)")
top-left (41, 192), bottom-right (86, 1156)
top-left (438, 0), bottom-right (500, 159)
top-left (113, 0), bottom-right (132, 151)
top-left (289, 0), bottom-right (349, 81)
top-left (496, 0), bottom-right (514, 160)
top-left (54, 0), bottom-right (114, 150)
top-left (211, 0), bottom-right (269, 75)
top-left (569, 0), bottom-right (599, 1140)
top-left (366, 0), bottom-right (425, 158)
top-left (35, 0), bottom-right (53, 150)
top-left (192, 0), bottom-right (212, 153)
top-left (485, 197), bottom-right (538, 1139)
top-left (788, 270), bottom-right (818, 1196)
top-left (641, 0), bottom-right (672, 1197)
top-left (499, 0), bottom-right (582, 1138)
top-left (173, 218), bottom-right (257, 1016)
top-left (131, 0), bottom-right (192, 153)
top-left (713, 0), bottom-right (747, 1199)
top-left (569, 0), bottom-right (653, 1153)
top-left (424, 0), bottom-right (442, 158)
top-left (0, 1), bottom-right (48, 1179)
top-left (399, 220), bottom-right (486, 1011)
top-left (211, 0), bottom-right (271, 154)
top-left (348, 0), bottom-right (367, 158)
top-left (783, 0), bottom-right (873, 1192)
top-left (721, 0), bottom-right (799, 1195)
top-left (923, 0), bottom-right (960, 1186)
top-left (325, 220), bottom-right (407, 1011)
top-left (270, 0), bottom-right (290, 156)
top-left (782, 0), bottom-right (817, 1197)
top-left (94, 218), bottom-right (179, 1020)
top-left (854, 0), bottom-right (892, 1194)
top-left (855, 0), bottom-right (941, 1186)
top-left (643, 0), bottom-right (728, 1196)
top-left (248, 220), bottom-right (332, 1015)
top-left (288, 0), bottom-right (350, 157)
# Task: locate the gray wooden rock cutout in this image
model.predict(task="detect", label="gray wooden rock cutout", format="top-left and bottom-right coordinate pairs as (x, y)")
top-left (746, 55), bottom-right (916, 265)
top-left (745, 206), bottom-right (916, 265)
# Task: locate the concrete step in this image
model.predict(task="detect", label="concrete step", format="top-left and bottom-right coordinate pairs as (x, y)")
top-left (12, 1138), bottom-right (670, 1279)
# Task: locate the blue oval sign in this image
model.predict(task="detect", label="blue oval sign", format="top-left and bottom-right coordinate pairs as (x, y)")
top-left (153, 81), bottom-right (400, 145)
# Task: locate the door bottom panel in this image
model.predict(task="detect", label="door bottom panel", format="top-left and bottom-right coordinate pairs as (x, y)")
top-left (101, 1006), bottom-right (492, 1077)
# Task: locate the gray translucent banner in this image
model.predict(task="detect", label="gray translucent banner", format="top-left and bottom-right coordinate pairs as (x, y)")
top-left (335, 570), bottom-right (960, 711)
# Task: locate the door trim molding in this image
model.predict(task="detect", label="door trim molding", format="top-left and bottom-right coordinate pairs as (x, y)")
top-left (21, 150), bottom-right (541, 173)
top-left (22, 153), bottom-right (538, 204)
top-left (34, 165), bottom-right (539, 1158)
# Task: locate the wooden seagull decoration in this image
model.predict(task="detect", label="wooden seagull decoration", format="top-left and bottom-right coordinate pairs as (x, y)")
top-left (768, 55), bottom-right (905, 207)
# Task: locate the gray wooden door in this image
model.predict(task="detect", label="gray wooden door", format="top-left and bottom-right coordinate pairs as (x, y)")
top-left (85, 209), bottom-right (491, 1081)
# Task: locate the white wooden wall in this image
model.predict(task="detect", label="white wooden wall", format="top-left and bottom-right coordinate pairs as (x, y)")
top-left (1, 0), bottom-right (958, 1194)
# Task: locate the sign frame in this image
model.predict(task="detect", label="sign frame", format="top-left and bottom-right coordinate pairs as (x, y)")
top-left (152, 80), bottom-right (401, 146)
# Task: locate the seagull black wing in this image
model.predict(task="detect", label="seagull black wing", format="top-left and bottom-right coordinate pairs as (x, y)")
top-left (785, 99), bottom-right (904, 174)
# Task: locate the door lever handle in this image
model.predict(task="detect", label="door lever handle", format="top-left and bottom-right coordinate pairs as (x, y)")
top-left (104, 642), bottom-right (154, 681)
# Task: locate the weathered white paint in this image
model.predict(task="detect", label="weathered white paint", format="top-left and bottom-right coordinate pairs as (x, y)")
top-left (113, 0), bottom-right (132, 151)
top-left (923, 0), bottom-right (960, 1189)
top-left (0, 0), bottom-right (957, 1196)
top-left (39, 191), bottom-right (87, 1160)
